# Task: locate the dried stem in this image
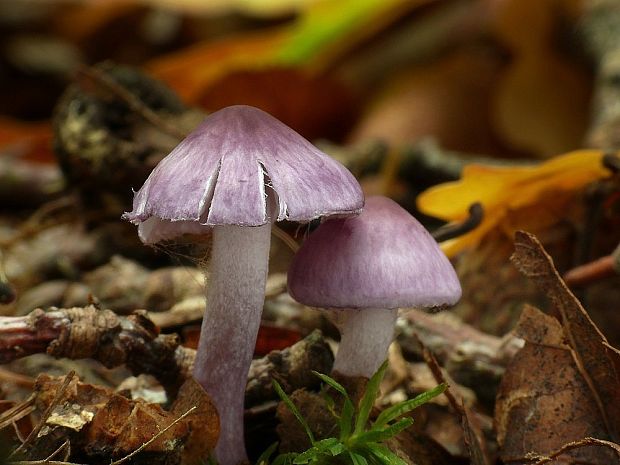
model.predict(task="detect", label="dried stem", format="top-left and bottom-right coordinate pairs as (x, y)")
top-left (9, 371), bottom-right (75, 459)
top-left (432, 202), bottom-right (484, 242)
top-left (77, 66), bottom-right (188, 141)
top-left (110, 406), bottom-right (197, 465)
top-left (521, 437), bottom-right (620, 464)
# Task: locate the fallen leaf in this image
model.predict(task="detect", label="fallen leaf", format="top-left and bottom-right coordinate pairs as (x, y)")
top-left (148, 0), bottom-right (433, 103)
top-left (417, 150), bottom-right (609, 256)
top-left (32, 373), bottom-right (218, 462)
top-left (495, 305), bottom-right (618, 464)
top-left (511, 231), bottom-right (620, 440)
top-left (170, 377), bottom-right (220, 463)
top-left (489, 0), bottom-right (591, 156)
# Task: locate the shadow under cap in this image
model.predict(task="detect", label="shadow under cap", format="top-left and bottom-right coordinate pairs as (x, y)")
top-left (123, 105), bottom-right (363, 243)
top-left (287, 196), bottom-right (462, 309)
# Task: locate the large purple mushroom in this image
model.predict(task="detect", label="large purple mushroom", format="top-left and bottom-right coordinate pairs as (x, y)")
top-left (124, 105), bottom-right (363, 465)
top-left (287, 196), bottom-right (461, 378)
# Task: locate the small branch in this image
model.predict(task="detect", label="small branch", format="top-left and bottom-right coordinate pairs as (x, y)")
top-left (0, 393), bottom-right (36, 431)
top-left (0, 307), bottom-right (333, 407)
top-left (0, 306), bottom-right (191, 397)
top-left (110, 406), bottom-right (197, 465)
top-left (9, 371), bottom-right (75, 459)
top-left (432, 202), bottom-right (484, 242)
top-left (418, 336), bottom-right (491, 465)
top-left (77, 66), bottom-right (188, 141)
top-left (563, 254), bottom-right (618, 287)
top-left (519, 437), bottom-right (620, 464)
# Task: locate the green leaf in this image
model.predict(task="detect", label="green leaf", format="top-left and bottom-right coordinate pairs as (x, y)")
top-left (274, 0), bottom-right (410, 65)
top-left (273, 379), bottom-right (316, 444)
top-left (293, 438), bottom-right (344, 464)
top-left (373, 384), bottom-right (446, 429)
top-left (256, 442), bottom-right (279, 465)
top-left (354, 360), bottom-right (389, 435)
top-left (348, 451), bottom-right (368, 465)
top-left (321, 391), bottom-right (339, 419)
top-left (354, 418), bottom-right (413, 444)
top-left (313, 371), bottom-right (355, 440)
top-left (271, 453), bottom-right (298, 465)
top-left (363, 444), bottom-right (409, 465)
top-left (314, 437), bottom-right (345, 455)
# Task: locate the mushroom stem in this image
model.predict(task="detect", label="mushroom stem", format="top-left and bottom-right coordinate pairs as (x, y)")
top-left (193, 223), bottom-right (271, 465)
top-left (331, 308), bottom-right (398, 378)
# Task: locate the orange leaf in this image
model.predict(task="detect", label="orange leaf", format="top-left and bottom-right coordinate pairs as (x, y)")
top-left (417, 150), bottom-right (609, 256)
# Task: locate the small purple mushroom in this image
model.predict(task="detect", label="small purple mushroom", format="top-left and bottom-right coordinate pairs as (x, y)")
top-left (287, 195), bottom-right (461, 378)
top-left (124, 105), bottom-right (363, 465)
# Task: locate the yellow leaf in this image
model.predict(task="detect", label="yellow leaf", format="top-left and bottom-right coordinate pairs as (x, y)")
top-left (417, 150), bottom-right (609, 256)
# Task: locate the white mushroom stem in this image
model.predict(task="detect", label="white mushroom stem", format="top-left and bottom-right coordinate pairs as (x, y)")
top-left (331, 308), bottom-right (399, 378)
top-left (193, 223), bottom-right (271, 465)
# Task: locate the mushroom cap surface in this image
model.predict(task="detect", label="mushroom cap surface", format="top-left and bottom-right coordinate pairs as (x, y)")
top-left (287, 196), bottom-right (462, 309)
top-left (124, 105), bottom-right (363, 243)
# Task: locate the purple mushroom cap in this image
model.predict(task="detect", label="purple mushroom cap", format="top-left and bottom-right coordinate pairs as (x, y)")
top-left (288, 196), bottom-right (462, 310)
top-left (124, 105), bottom-right (363, 243)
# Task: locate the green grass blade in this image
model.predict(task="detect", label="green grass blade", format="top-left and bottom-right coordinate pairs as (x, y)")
top-left (373, 384), bottom-right (446, 429)
top-left (256, 442), bottom-right (279, 465)
top-left (273, 379), bottom-right (316, 444)
top-left (354, 418), bottom-right (413, 444)
top-left (313, 371), bottom-right (355, 440)
top-left (348, 451), bottom-right (368, 465)
top-left (362, 444), bottom-right (408, 465)
top-left (354, 360), bottom-right (388, 435)
top-left (272, 453), bottom-right (298, 465)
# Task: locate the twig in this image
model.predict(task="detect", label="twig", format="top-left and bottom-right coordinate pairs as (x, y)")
top-left (272, 225), bottom-right (300, 252)
top-left (8, 461), bottom-right (81, 465)
top-left (45, 441), bottom-right (70, 462)
top-left (419, 341), bottom-right (462, 414)
top-left (603, 153), bottom-right (620, 172)
top-left (77, 66), bottom-right (187, 141)
top-left (0, 367), bottom-right (35, 388)
top-left (110, 405), bottom-right (197, 465)
top-left (432, 202), bottom-right (484, 243)
top-left (0, 195), bottom-right (77, 249)
top-left (0, 394), bottom-right (36, 431)
top-left (9, 371), bottom-right (75, 458)
top-left (417, 335), bottom-right (491, 465)
top-left (563, 254), bottom-right (617, 287)
top-left (520, 437), bottom-right (620, 464)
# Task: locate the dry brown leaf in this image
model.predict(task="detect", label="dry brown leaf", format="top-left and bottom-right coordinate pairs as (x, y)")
top-left (495, 305), bottom-right (618, 464)
top-left (170, 377), bottom-right (220, 464)
top-left (32, 373), bottom-right (218, 462)
top-left (511, 231), bottom-right (620, 440)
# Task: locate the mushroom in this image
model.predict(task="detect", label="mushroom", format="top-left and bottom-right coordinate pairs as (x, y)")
top-left (123, 105), bottom-right (363, 465)
top-left (287, 195), bottom-right (461, 378)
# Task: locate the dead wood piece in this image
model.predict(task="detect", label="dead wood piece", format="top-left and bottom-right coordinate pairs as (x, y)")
top-left (245, 329), bottom-right (334, 406)
top-left (0, 307), bottom-right (334, 407)
top-left (512, 231), bottom-right (620, 442)
top-left (0, 306), bottom-right (191, 397)
top-left (396, 309), bottom-right (522, 406)
top-left (53, 61), bottom-right (204, 217)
